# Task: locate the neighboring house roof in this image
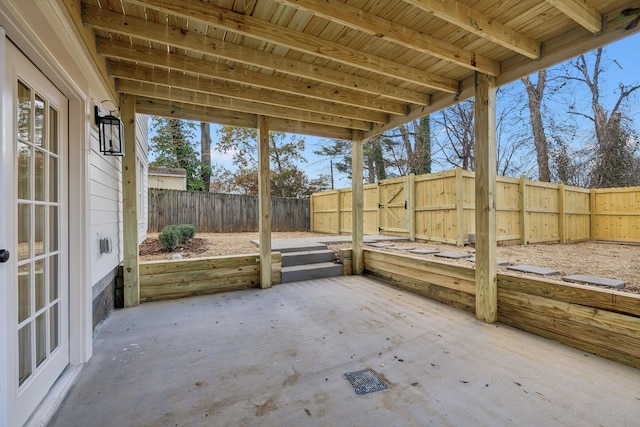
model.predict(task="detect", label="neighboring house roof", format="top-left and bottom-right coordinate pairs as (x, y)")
top-left (148, 167), bottom-right (187, 177)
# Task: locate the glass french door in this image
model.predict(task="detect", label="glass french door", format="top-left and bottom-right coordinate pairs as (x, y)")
top-left (6, 41), bottom-right (69, 426)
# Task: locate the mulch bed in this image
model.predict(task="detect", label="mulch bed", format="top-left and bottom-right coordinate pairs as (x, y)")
top-left (139, 237), bottom-right (209, 258)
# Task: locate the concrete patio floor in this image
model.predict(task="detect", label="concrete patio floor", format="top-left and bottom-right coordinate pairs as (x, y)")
top-left (49, 276), bottom-right (640, 426)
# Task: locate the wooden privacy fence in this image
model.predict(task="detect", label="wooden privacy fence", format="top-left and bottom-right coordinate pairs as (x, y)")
top-left (311, 168), bottom-right (640, 244)
top-left (148, 189), bottom-right (310, 233)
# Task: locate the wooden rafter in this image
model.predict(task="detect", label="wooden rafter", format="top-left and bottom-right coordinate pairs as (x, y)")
top-left (85, 10), bottom-right (429, 105)
top-left (111, 0), bottom-right (459, 93)
top-left (134, 97), bottom-right (354, 140)
top-left (98, 39), bottom-right (409, 114)
top-left (108, 62), bottom-right (389, 124)
top-left (70, 0), bottom-right (640, 141)
top-left (403, 0), bottom-right (541, 59)
top-left (116, 79), bottom-right (374, 130)
top-left (274, 0), bottom-right (500, 77)
top-left (545, 0), bottom-right (602, 33)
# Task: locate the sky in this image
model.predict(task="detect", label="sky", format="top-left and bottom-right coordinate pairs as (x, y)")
top-left (169, 32), bottom-right (640, 190)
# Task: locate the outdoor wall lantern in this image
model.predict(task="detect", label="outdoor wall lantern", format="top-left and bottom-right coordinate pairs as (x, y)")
top-left (95, 102), bottom-right (124, 156)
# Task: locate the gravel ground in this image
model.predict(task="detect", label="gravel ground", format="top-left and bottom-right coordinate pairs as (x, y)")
top-left (140, 232), bottom-right (640, 293)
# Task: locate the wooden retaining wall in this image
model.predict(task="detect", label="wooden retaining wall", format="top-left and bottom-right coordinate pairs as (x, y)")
top-left (118, 253), bottom-right (282, 302)
top-left (312, 169), bottom-right (640, 244)
top-left (363, 248), bottom-right (640, 370)
top-left (148, 189), bottom-right (310, 233)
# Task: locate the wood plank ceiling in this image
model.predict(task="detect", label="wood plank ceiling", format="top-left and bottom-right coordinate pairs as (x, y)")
top-left (69, 0), bottom-right (640, 140)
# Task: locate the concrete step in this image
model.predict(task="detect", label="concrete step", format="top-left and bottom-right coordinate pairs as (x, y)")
top-left (281, 262), bottom-right (344, 283)
top-left (282, 249), bottom-right (336, 267)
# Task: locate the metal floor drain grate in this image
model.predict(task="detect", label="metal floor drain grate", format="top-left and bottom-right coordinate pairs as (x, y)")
top-left (343, 369), bottom-right (387, 395)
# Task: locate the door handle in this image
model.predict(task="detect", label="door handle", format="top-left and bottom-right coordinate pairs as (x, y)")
top-left (0, 249), bottom-right (9, 263)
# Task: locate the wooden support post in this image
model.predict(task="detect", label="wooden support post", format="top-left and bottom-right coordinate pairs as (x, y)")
top-left (352, 132), bottom-right (364, 275)
top-left (558, 184), bottom-right (566, 244)
top-left (120, 94), bottom-right (139, 307)
top-left (474, 73), bottom-right (498, 323)
top-left (519, 175), bottom-right (527, 245)
top-left (258, 115), bottom-right (272, 288)
top-left (408, 173), bottom-right (416, 242)
top-left (456, 167), bottom-right (465, 246)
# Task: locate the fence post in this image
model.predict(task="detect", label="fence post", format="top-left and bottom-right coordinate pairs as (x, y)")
top-left (336, 189), bottom-right (342, 235)
top-left (310, 194), bottom-right (315, 232)
top-left (590, 188), bottom-right (596, 241)
top-left (519, 175), bottom-right (527, 245)
top-left (456, 167), bottom-right (465, 246)
top-left (376, 182), bottom-right (381, 235)
top-left (558, 184), bottom-right (566, 244)
top-left (408, 174), bottom-right (416, 241)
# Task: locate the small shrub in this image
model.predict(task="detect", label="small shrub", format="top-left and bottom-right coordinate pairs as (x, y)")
top-left (176, 224), bottom-right (196, 242)
top-left (158, 226), bottom-right (181, 251)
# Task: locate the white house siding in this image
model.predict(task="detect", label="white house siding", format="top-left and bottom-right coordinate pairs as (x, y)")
top-left (89, 115), bottom-right (148, 286)
top-left (90, 112), bottom-right (148, 331)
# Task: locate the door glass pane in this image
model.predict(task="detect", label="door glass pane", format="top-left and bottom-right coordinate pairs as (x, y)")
top-left (35, 149), bottom-right (45, 201)
top-left (18, 143), bottom-right (31, 200)
top-left (36, 314), bottom-right (47, 367)
top-left (50, 106), bottom-right (58, 154)
top-left (35, 205), bottom-right (45, 256)
top-left (18, 204), bottom-right (31, 261)
top-left (35, 259), bottom-right (45, 311)
top-left (34, 95), bottom-right (45, 147)
top-left (49, 254), bottom-right (59, 301)
top-left (49, 156), bottom-right (58, 202)
top-left (18, 264), bottom-right (30, 322)
top-left (17, 81), bottom-right (31, 141)
top-left (18, 325), bottom-right (32, 386)
top-left (50, 303), bottom-right (59, 352)
top-left (50, 206), bottom-right (58, 252)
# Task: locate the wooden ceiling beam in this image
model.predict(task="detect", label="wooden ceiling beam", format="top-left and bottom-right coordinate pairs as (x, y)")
top-left (118, 0), bottom-right (459, 93)
top-left (134, 97), bottom-right (354, 139)
top-left (274, 0), bottom-right (500, 77)
top-left (544, 0), bottom-right (602, 33)
top-left (60, 0), bottom-right (117, 100)
top-left (98, 39), bottom-right (408, 115)
top-left (403, 0), bottom-right (541, 59)
top-left (499, 6), bottom-right (640, 85)
top-left (116, 79), bottom-right (373, 130)
top-left (365, 6), bottom-right (640, 139)
top-left (108, 61), bottom-right (389, 124)
top-left (84, 6), bottom-right (427, 105)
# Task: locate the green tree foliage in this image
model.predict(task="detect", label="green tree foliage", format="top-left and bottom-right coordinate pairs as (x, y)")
top-left (149, 118), bottom-right (209, 191)
top-left (212, 126), bottom-right (329, 197)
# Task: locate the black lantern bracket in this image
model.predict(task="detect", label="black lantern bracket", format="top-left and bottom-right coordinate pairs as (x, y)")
top-left (95, 100), bottom-right (124, 156)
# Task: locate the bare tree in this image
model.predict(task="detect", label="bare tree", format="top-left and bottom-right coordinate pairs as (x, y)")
top-left (521, 70), bottom-right (551, 182)
top-left (567, 48), bottom-right (640, 187)
top-left (433, 101), bottom-right (475, 170)
top-left (398, 117), bottom-right (432, 175)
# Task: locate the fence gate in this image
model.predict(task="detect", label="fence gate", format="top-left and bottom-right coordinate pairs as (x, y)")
top-left (378, 177), bottom-right (410, 236)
